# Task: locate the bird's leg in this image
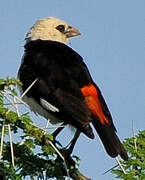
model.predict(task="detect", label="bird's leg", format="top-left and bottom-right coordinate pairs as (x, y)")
top-left (52, 126), bottom-right (65, 138)
top-left (51, 123), bottom-right (66, 146)
top-left (67, 130), bottom-right (81, 154)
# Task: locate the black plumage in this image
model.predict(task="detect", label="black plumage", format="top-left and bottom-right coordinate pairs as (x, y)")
top-left (19, 40), bottom-right (94, 138)
top-left (18, 39), bottom-right (128, 160)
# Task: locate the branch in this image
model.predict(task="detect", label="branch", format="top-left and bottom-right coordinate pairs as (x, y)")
top-left (0, 78), bottom-right (92, 179)
top-left (0, 107), bottom-right (91, 180)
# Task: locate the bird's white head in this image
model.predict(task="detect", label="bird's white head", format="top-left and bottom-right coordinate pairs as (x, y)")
top-left (26, 17), bottom-right (81, 44)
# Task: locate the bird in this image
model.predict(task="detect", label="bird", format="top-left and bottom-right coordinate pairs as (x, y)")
top-left (18, 17), bottom-right (128, 160)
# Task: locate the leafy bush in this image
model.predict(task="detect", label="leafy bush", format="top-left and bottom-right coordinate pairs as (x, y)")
top-left (0, 78), bottom-right (88, 180)
top-left (112, 130), bottom-right (145, 180)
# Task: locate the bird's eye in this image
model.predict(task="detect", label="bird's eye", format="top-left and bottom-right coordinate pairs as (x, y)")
top-left (56, 25), bottom-right (65, 33)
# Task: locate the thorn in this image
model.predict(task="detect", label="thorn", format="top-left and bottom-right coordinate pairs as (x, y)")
top-left (49, 141), bottom-right (70, 179)
top-left (115, 157), bottom-right (127, 174)
top-left (132, 120), bottom-right (137, 152)
top-left (0, 125), bottom-right (5, 160)
top-left (14, 97), bottom-right (20, 117)
top-left (20, 78), bottom-right (38, 99)
top-left (102, 164), bottom-right (119, 174)
top-left (8, 124), bottom-right (15, 166)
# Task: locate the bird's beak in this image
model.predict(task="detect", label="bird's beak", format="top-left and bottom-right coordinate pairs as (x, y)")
top-left (65, 26), bottom-right (81, 38)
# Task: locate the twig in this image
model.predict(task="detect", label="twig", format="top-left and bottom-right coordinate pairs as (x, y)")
top-left (42, 121), bottom-right (70, 180)
top-left (1, 91), bottom-right (18, 118)
top-left (70, 171), bottom-right (91, 180)
top-left (4, 102), bottom-right (22, 106)
top-left (27, 122), bottom-right (70, 179)
top-left (115, 157), bottom-right (127, 174)
top-left (1, 91), bottom-right (16, 108)
top-left (0, 91), bottom-right (15, 164)
top-left (4, 90), bottom-right (29, 107)
top-left (44, 125), bottom-right (65, 130)
top-left (0, 79), bottom-right (91, 180)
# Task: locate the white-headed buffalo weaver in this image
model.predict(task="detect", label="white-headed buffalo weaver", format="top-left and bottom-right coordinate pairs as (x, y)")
top-left (18, 17), bottom-right (128, 160)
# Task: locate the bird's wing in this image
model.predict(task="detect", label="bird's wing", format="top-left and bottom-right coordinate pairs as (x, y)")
top-left (80, 83), bottom-right (116, 130)
top-left (33, 76), bottom-right (94, 138)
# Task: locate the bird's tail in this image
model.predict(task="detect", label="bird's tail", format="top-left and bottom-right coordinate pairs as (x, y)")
top-left (92, 117), bottom-right (128, 161)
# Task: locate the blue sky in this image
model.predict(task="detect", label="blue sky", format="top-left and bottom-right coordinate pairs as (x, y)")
top-left (0, 1), bottom-right (145, 179)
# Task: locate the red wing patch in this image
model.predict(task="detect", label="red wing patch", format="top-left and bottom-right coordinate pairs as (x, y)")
top-left (81, 84), bottom-right (109, 125)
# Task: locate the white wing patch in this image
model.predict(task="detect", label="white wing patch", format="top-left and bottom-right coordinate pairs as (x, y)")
top-left (40, 98), bottom-right (59, 112)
